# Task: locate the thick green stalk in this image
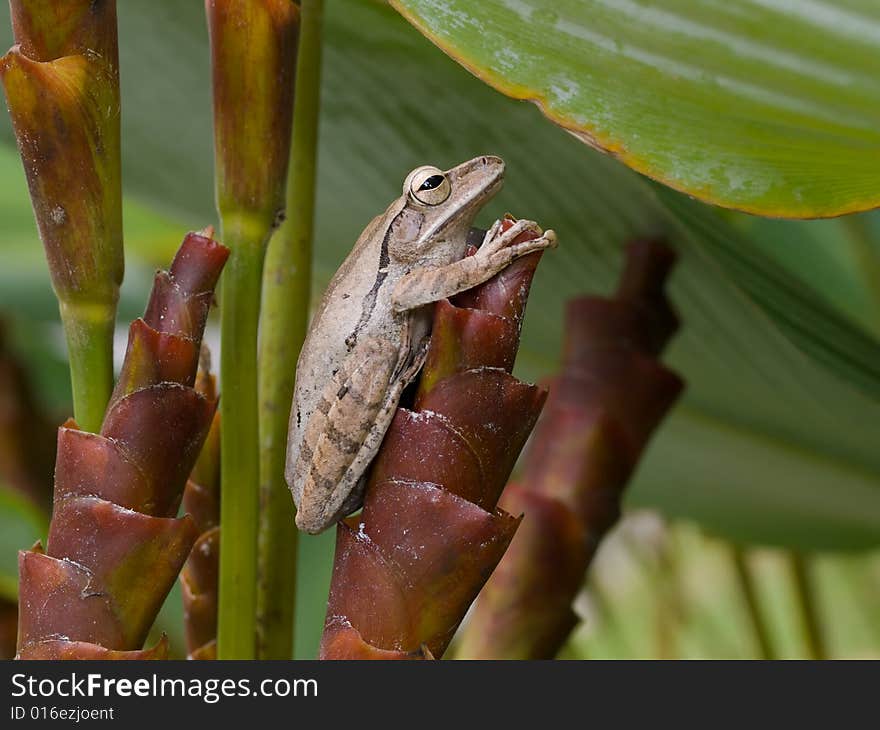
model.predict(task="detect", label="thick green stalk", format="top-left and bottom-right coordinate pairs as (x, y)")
top-left (58, 300), bottom-right (115, 433)
top-left (206, 0), bottom-right (299, 660)
top-left (218, 215), bottom-right (270, 660)
top-left (256, 0), bottom-right (324, 660)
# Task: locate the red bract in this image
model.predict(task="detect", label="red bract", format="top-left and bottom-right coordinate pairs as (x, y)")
top-left (320, 219), bottom-right (549, 659)
top-left (16, 232), bottom-right (228, 660)
top-left (180, 366), bottom-right (221, 660)
top-left (457, 239), bottom-right (684, 659)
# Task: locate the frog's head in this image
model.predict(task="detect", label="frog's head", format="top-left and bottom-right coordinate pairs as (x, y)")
top-left (391, 155), bottom-right (504, 264)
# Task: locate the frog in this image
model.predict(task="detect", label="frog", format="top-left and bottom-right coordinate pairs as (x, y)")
top-left (286, 155), bottom-right (556, 534)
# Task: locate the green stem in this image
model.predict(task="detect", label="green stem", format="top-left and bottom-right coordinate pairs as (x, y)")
top-left (731, 547), bottom-right (775, 660)
top-left (217, 214), bottom-right (269, 660)
top-left (58, 299), bottom-right (115, 433)
top-left (255, 0), bottom-right (324, 660)
top-left (788, 553), bottom-right (827, 660)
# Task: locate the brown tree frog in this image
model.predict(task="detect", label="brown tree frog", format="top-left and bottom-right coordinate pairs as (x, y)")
top-left (286, 155), bottom-right (556, 533)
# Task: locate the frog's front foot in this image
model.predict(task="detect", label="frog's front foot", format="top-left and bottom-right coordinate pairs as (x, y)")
top-left (500, 228), bottom-right (558, 261)
top-left (479, 218), bottom-right (557, 257)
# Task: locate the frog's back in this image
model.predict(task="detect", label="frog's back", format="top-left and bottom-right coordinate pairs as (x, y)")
top-left (286, 210), bottom-right (398, 493)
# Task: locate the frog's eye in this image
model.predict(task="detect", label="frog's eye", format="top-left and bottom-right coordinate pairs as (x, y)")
top-left (409, 167), bottom-right (451, 206)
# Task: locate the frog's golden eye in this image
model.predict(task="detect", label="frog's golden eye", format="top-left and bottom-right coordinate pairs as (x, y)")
top-left (409, 167), bottom-right (451, 205)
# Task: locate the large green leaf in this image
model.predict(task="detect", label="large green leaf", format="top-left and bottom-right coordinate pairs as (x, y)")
top-left (391, 0), bottom-right (880, 218)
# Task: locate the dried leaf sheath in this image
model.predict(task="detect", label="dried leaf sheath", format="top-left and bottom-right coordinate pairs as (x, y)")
top-left (320, 220), bottom-right (548, 660)
top-left (16, 232), bottom-right (229, 660)
top-left (456, 240), bottom-right (684, 660)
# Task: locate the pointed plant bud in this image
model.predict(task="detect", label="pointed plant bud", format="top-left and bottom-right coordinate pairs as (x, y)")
top-left (206, 0), bottom-right (300, 229)
top-left (0, 0), bottom-right (122, 306)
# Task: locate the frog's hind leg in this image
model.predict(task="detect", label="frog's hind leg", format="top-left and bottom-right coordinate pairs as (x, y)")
top-left (333, 335), bottom-right (430, 521)
top-left (293, 336), bottom-right (409, 534)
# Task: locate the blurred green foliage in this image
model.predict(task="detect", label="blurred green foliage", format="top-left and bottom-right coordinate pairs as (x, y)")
top-left (0, 0), bottom-right (878, 658)
top-left (0, 485), bottom-right (46, 601)
top-left (563, 513), bottom-right (880, 659)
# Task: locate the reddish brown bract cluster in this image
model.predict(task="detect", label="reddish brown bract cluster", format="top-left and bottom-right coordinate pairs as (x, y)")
top-left (458, 239), bottom-right (684, 659)
top-left (16, 233), bottom-right (228, 659)
top-left (320, 219), bottom-right (548, 659)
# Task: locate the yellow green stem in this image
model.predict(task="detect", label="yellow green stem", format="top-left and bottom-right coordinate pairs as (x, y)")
top-left (731, 546), bottom-right (775, 660)
top-left (255, 0), bottom-right (324, 660)
top-left (58, 299), bottom-right (116, 433)
top-left (217, 213), bottom-right (270, 660)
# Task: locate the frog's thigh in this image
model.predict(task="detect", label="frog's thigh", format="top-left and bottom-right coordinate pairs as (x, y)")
top-left (294, 336), bottom-right (400, 531)
top-left (333, 330), bottom-right (430, 511)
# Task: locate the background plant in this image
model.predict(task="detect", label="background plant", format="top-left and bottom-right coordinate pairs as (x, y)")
top-left (180, 359), bottom-right (222, 660)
